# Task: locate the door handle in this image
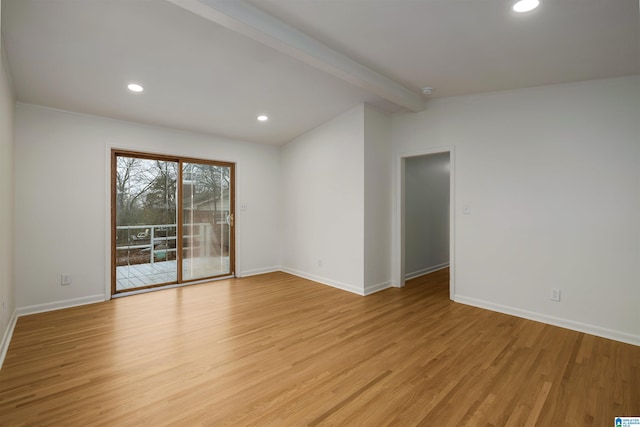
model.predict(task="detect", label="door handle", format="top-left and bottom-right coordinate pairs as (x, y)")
top-left (227, 213), bottom-right (234, 227)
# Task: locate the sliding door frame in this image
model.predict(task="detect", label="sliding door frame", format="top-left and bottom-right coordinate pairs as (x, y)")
top-left (178, 157), bottom-right (236, 284)
top-left (110, 149), bottom-right (235, 296)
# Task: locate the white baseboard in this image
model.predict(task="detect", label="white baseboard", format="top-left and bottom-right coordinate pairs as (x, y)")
top-left (455, 295), bottom-right (640, 347)
top-left (0, 310), bottom-right (18, 370)
top-left (2, 294), bottom-right (107, 370)
top-left (4, 276), bottom-right (635, 373)
top-left (238, 266), bottom-right (281, 278)
top-left (405, 262), bottom-right (449, 280)
top-left (16, 294), bottom-right (106, 317)
top-left (364, 280), bottom-right (393, 295)
top-left (242, 267), bottom-right (392, 296)
top-left (280, 267), bottom-right (364, 296)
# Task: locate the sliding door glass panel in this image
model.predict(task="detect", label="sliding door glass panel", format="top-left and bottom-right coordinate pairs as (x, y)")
top-left (182, 162), bottom-right (231, 280)
top-left (115, 156), bottom-right (178, 291)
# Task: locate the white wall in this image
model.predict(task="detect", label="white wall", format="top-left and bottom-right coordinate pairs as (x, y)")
top-left (0, 3), bottom-right (17, 351)
top-left (14, 104), bottom-right (281, 310)
top-left (405, 153), bottom-right (450, 278)
top-left (392, 76), bottom-right (640, 344)
top-left (8, 69), bottom-right (639, 349)
top-left (363, 105), bottom-right (392, 294)
top-left (281, 105), bottom-right (365, 294)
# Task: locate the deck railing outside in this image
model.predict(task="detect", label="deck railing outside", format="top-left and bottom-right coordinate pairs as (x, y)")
top-left (116, 223), bottom-right (213, 265)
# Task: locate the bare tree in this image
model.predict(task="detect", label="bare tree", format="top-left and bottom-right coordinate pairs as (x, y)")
top-left (116, 157), bottom-right (158, 224)
top-left (143, 160), bottom-right (178, 224)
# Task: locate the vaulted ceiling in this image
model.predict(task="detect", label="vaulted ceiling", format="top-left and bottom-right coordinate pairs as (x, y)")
top-left (2, 0), bottom-right (638, 145)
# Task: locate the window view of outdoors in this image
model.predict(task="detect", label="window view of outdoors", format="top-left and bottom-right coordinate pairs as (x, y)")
top-left (114, 153), bottom-right (233, 292)
top-left (115, 157), bottom-right (178, 290)
top-left (182, 162), bottom-right (232, 281)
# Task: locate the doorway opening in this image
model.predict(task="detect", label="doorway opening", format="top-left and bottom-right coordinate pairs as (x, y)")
top-left (396, 148), bottom-right (454, 299)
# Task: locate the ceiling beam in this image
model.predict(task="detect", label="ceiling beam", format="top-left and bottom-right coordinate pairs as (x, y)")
top-left (167, 0), bottom-right (426, 112)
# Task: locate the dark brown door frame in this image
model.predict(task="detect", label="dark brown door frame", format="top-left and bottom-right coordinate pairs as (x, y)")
top-left (111, 149), bottom-right (235, 296)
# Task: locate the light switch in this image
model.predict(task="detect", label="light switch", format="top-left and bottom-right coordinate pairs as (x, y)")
top-left (463, 205), bottom-right (471, 214)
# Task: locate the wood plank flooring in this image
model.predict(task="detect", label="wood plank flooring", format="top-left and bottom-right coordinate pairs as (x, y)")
top-left (1, 269), bottom-right (638, 426)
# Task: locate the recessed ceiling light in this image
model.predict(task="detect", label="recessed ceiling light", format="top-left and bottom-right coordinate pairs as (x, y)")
top-left (513, 0), bottom-right (539, 13)
top-left (127, 83), bottom-right (144, 93)
top-left (257, 115), bottom-right (269, 122)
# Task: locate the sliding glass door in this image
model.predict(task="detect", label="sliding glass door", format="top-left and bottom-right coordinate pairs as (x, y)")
top-left (112, 151), bottom-right (234, 294)
top-left (182, 162), bottom-right (233, 281)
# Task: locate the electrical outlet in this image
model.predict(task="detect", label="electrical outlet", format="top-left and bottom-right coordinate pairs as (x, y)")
top-left (550, 288), bottom-right (561, 302)
top-left (318, 259), bottom-right (323, 268)
top-left (61, 274), bottom-right (72, 286)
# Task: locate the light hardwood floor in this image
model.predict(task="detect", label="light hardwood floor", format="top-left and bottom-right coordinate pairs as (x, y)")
top-left (1, 269), bottom-right (638, 426)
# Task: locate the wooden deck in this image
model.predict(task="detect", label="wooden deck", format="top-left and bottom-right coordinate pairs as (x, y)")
top-left (116, 257), bottom-right (230, 290)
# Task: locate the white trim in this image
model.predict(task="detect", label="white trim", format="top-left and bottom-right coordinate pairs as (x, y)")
top-left (104, 144), bottom-right (112, 299)
top-left (105, 144), bottom-right (241, 298)
top-left (364, 280), bottom-right (392, 296)
top-left (238, 266), bottom-right (281, 278)
top-left (405, 263), bottom-right (449, 280)
top-left (455, 295), bottom-right (640, 347)
top-left (280, 267), bottom-right (364, 296)
top-left (16, 295), bottom-right (106, 317)
top-left (1, 295), bottom-right (104, 370)
top-left (394, 146), bottom-right (455, 300)
top-left (233, 161), bottom-right (241, 278)
top-left (2, 273), bottom-right (636, 370)
top-left (0, 310), bottom-right (18, 370)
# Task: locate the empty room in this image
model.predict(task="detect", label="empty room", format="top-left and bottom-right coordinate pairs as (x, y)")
top-left (0, 0), bottom-right (638, 425)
